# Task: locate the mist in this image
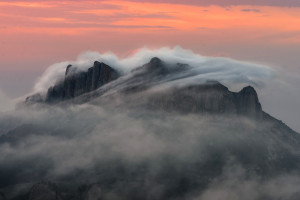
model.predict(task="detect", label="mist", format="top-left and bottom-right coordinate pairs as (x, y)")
top-left (1, 93), bottom-right (300, 199)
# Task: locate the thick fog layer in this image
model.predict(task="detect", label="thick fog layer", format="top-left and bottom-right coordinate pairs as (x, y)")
top-left (0, 99), bottom-right (300, 199)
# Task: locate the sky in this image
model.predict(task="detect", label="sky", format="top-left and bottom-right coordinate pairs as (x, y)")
top-left (0, 0), bottom-right (299, 130)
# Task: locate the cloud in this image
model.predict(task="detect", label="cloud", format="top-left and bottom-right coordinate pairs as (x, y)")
top-left (0, 102), bottom-right (300, 199)
top-left (126, 0), bottom-right (300, 7)
top-left (32, 46), bottom-right (274, 94)
top-left (192, 163), bottom-right (300, 200)
top-left (240, 8), bottom-right (261, 13)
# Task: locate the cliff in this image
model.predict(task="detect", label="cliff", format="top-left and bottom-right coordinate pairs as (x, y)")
top-left (25, 61), bottom-right (120, 104)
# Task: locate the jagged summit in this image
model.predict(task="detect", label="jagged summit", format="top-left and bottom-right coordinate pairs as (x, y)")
top-left (25, 57), bottom-right (265, 119)
top-left (43, 61), bottom-right (119, 103)
top-left (132, 56), bottom-right (169, 76)
top-left (150, 57), bottom-right (162, 64)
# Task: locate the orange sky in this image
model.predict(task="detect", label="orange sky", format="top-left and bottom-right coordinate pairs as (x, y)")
top-left (0, 0), bottom-right (299, 91)
top-left (1, 1), bottom-right (300, 35)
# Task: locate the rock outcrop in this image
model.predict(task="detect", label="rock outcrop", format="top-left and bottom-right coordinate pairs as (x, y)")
top-left (42, 61), bottom-right (119, 103)
top-left (141, 81), bottom-right (263, 118)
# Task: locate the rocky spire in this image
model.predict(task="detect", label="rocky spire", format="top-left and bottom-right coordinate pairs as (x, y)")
top-left (45, 61), bottom-right (120, 103)
top-left (236, 86), bottom-right (262, 118)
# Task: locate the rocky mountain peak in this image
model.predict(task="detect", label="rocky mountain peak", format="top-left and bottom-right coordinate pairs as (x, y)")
top-left (150, 57), bottom-right (162, 65)
top-left (52, 61), bottom-right (118, 102)
top-left (25, 58), bottom-right (265, 119)
top-left (239, 86), bottom-right (259, 99)
top-left (236, 85), bottom-right (262, 118)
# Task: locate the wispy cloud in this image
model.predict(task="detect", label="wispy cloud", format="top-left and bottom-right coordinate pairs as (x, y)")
top-left (125, 0), bottom-right (300, 7)
top-left (240, 8), bottom-right (261, 13)
top-left (0, 1), bottom-right (55, 8)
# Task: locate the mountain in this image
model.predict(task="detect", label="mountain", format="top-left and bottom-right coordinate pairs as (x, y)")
top-left (1, 57), bottom-right (300, 200)
top-left (26, 58), bottom-right (263, 119)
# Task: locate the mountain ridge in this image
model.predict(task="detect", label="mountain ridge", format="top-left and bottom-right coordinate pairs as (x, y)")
top-left (25, 58), bottom-right (267, 120)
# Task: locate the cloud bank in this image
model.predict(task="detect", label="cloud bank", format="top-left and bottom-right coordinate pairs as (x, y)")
top-left (0, 101), bottom-right (300, 199)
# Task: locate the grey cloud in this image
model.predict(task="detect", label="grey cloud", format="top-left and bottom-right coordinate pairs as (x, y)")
top-left (127, 0), bottom-right (300, 7)
top-left (241, 9), bottom-right (261, 13)
top-left (1, 101), bottom-right (300, 199)
top-left (193, 163), bottom-right (300, 200)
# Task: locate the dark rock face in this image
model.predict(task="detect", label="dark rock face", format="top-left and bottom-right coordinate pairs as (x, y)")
top-left (39, 61), bottom-right (119, 103)
top-left (132, 81), bottom-right (263, 119)
top-left (132, 57), bottom-right (169, 76)
top-left (91, 61), bottom-right (119, 90)
top-left (236, 86), bottom-right (262, 118)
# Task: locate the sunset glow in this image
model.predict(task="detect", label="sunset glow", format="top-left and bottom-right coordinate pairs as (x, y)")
top-left (0, 0), bottom-right (299, 98)
top-left (1, 1), bottom-right (300, 35)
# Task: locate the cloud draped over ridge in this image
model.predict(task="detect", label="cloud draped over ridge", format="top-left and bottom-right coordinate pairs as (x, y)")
top-left (33, 46), bottom-right (274, 94)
